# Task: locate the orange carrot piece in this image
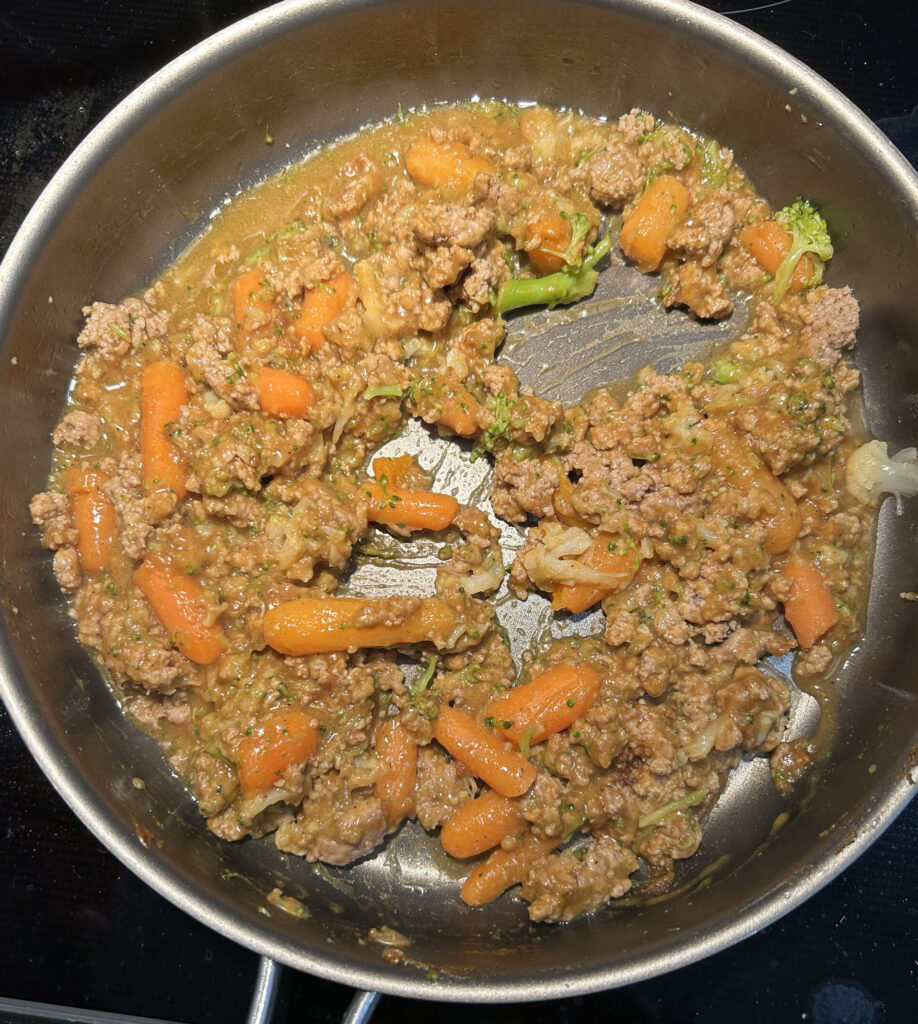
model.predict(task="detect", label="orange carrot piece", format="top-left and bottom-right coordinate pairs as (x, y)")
top-left (141, 359), bottom-right (189, 500)
top-left (262, 595), bottom-right (457, 656)
top-left (63, 466), bottom-right (116, 573)
top-left (361, 480), bottom-right (459, 532)
top-left (256, 367), bottom-right (315, 419)
top-left (525, 211), bottom-right (572, 275)
top-left (551, 473), bottom-right (592, 529)
top-left (292, 270), bottom-right (355, 350)
top-left (460, 832), bottom-right (558, 907)
top-left (739, 221), bottom-right (815, 291)
top-left (232, 269), bottom-right (274, 332)
top-left (486, 664), bottom-right (601, 747)
top-left (405, 138), bottom-right (495, 195)
top-left (440, 789), bottom-right (526, 859)
top-left (233, 709), bottom-right (318, 798)
top-left (551, 533), bottom-right (642, 614)
top-left (707, 418), bottom-right (800, 555)
top-left (133, 559), bottom-right (227, 665)
top-left (375, 718), bottom-right (418, 823)
top-left (620, 173), bottom-right (691, 273)
top-left (783, 557), bottom-right (839, 649)
top-left (371, 453), bottom-right (415, 488)
top-left (432, 705), bottom-right (537, 799)
top-left (437, 390), bottom-right (482, 436)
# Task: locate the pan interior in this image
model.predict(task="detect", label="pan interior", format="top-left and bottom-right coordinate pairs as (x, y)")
top-left (0, 0), bottom-right (916, 1001)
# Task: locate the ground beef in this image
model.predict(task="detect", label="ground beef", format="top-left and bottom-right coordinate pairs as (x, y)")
top-left (587, 138), bottom-right (643, 208)
top-left (356, 240), bottom-right (452, 338)
top-left (52, 547), bottom-right (82, 592)
top-left (413, 203), bottom-right (495, 249)
top-left (29, 490), bottom-right (76, 549)
top-left (184, 318), bottom-right (259, 410)
top-left (52, 410), bottom-right (104, 449)
top-left (414, 745), bottom-right (475, 830)
top-left (78, 297), bottom-right (169, 358)
top-left (274, 777), bottom-right (389, 864)
top-left (421, 243), bottom-right (475, 290)
top-left (490, 450), bottom-right (559, 522)
top-left (321, 152), bottom-right (383, 220)
top-left (799, 286), bottom-right (860, 367)
top-left (262, 230), bottom-right (344, 302)
top-left (459, 237), bottom-right (511, 311)
top-left (103, 453), bottom-right (153, 560)
top-left (521, 837), bottom-right (639, 923)
top-left (663, 262), bottom-right (733, 320)
top-left (74, 579), bottom-right (188, 694)
top-left (667, 191), bottom-right (736, 267)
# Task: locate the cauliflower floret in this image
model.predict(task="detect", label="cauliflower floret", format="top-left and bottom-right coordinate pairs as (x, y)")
top-left (524, 522), bottom-right (626, 588)
top-left (846, 440), bottom-right (918, 512)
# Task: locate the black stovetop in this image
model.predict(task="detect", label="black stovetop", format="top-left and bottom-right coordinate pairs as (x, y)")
top-left (1, 2), bottom-right (916, 1021)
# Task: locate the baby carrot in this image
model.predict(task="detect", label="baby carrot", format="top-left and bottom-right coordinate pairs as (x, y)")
top-left (525, 211), bottom-right (572, 275)
top-left (707, 418), bottom-right (800, 555)
top-left (440, 789), bottom-right (526, 859)
top-left (375, 718), bottom-right (418, 823)
top-left (486, 663), bottom-right (601, 748)
top-left (783, 557), bottom-right (839, 649)
top-left (432, 705), bottom-right (537, 799)
top-left (141, 359), bottom-right (189, 500)
top-left (438, 390), bottom-right (482, 436)
top-left (739, 221), bottom-right (815, 291)
top-left (133, 558), bottom-right (227, 665)
top-left (292, 270), bottom-right (355, 350)
top-left (405, 138), bottom-right (495, 195)
top-left (460, 832), bottom-right (558, 907)
top-left (361, 480), bottom-right (459, 532)
top-left (63, 465), bottom-right (116, 573)
top-left (256, 367), bottom-right (315, 419)
top-left (371, 453), bottom-right (415, 488)
top-left (262, 596), bottom-right (457, 656)
top-left (232, 269), bottom-right (274, 331)
top-left (233, 708), bottom-right (318, 798)
top-left (551, 533), bottom-right (642, 614)
top-left (620, 173), bottom-right (691, 273)
top-left (551, 473), bottom-right (592, 529)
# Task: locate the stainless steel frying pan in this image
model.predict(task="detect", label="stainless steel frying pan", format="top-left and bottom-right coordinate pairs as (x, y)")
top-left (1, 0), bottom-right (916, 1003)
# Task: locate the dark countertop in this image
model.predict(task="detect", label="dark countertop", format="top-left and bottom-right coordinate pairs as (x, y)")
top-left (0, 2), bottom-right (915, 1021)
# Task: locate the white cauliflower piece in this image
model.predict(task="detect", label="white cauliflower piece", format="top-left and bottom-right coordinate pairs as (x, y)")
top-left (524, 522), bottom-right (624, 588)
top-left (846, 440), bottom-right (918, 512)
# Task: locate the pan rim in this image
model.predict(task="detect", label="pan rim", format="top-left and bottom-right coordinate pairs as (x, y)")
top-left (1, 0), bottom-right (916, 1002)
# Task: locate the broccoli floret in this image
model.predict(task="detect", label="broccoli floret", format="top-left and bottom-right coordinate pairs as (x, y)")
top-left (495, 234), bottom-right (611, 314)
top-left (559, 212), bottom-right (590, 266)
top-left (469, 391), bottom-right (515, 462)
top-left (478, 391), bottom-right (513, 451)
top-left (772, 198), bottom-right (834, 303)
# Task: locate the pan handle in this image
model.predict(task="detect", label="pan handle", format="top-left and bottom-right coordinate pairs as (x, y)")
top-left (246, 957), bottom-right (381, 1024)
top-left (246, 957), bottom-right (281, 1024)
top-left (343, 989), bottom-right (382, 1024)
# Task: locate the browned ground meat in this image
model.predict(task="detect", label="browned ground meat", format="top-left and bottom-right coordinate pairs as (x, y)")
top-left (31, 100), bottom-right (873, 926)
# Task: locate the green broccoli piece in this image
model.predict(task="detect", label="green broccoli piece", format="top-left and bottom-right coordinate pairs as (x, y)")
top-left (476, 391), bottom-right (513, 453)
top-left (559, 212), bottom-right (591, 266)
top-left (700, 139), bottom-right (727, 188)
top-left (495, 233), bottom-right (611, 314)
top-left (772, 198), bottom-right (834, 303)
top-left (410, 655), bottom-right (438, 698)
